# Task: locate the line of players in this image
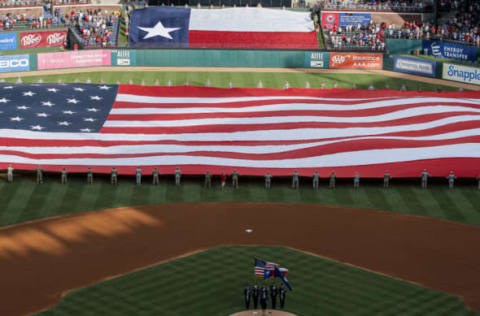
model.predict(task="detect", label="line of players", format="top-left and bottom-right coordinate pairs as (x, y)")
top-left (5, 165), bottom-right (479, 190)
top-left (244, 284), bottom-right (287, 311)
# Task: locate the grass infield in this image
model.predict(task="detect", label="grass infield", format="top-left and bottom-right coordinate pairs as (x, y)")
top-left (1, 174), bottom-right (479, 228)
top-left (37, 245), bottom-right (479, 316)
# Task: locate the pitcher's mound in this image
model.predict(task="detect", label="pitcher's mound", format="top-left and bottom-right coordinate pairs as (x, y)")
top-left (231, 310), bottom-right (297, 316)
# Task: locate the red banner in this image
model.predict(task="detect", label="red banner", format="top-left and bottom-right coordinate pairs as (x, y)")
top-left (321, 12), bottom-right (339, 30)
top-left (20, 30), bottom-right (67, 49)
top-left (329, 53), bottom-right (383, 69)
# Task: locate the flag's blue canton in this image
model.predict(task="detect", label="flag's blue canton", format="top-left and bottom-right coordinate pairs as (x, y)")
top-left (0, 83), bottom-right (118, 133)
top-left (254, 258), bottom-right (266, 267)
top-left (129, 7), bottom-right (190, 48)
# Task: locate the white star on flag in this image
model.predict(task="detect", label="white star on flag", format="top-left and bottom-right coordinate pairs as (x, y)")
top-left (87, 108), bottom-right (99, 112)
top-left (80, 128), bottom-right (91, 132)
top-left (3, 86), bottom-right (13, 89)
top-left (138, 21), bottom-right (181, 40)
top-left (23, 91), bottom-right (35, 96)
top-left (17, 105), bottom-right (30, 110)
top-left (67, 98), bottom-right (79, 104)
top-left (0, 98), bottom-right (10, 103)
top-left (31, 125), bottom-right (44, 130)
top-left (58, 121), bottom-right (71, 126)
top-left (90, 96), bottom-right (102, 100)
top-left (74, 87), bottom-right (85, 92)
top-left (41, 101), bottom-right (54, 107)
top-left (36, 113), bottom-right (49, 117)
top-left (10, 116), bottom-right (23, 121)
top-left (84, 118), bottom-right (97, 122)
top-left (47, 88), bottom-right (59, 93)
top-left (63, 110), bottom-right (76, 115)
top-left (99, 85), bottom-right (111, 90)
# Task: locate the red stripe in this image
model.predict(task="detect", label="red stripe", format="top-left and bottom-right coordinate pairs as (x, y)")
top-left (2, 136), bottom-right (479, 160)
top-left (3, 158), bottom-right (480, 177)
top-left (188, 30), bottom-right (318, 49)
top-left (100, 116), bottom-right (480, 134)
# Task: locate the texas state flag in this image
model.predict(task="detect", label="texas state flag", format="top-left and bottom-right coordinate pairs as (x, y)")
top-left (128, 7), bottom-right (318, 49)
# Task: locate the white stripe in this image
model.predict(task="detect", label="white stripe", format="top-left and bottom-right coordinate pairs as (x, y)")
top-left (0, 143), bottom-right (478, 167)
top-left (115, 94), bottom-right (401, 104)
top-left (103, 112), bottom-right (480, 128)
top-left (110, 103), bottom-right (480, 115)
top-left (3, 129), bottom-right (480, 155)
top-left (189, 8), bottom-right (315, 32)
top-left (2, 117), bottom-right (480, 141)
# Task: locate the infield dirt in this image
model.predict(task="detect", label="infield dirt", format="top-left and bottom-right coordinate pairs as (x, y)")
top-left (0, 203), bottom-right (480, 315)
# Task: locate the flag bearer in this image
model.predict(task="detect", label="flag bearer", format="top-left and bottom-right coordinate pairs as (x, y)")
top-left (329, 171), bottom-right (336, 189)
top-left (36, 165), bottom-right (43, 184)
top-left (265, 172), bottom-right (272, 189)
top-left (384, 170), bottom-right (391, 188)
top-left (270, 284), bottom-right (278, 309)
top-left (61, 168), bottom-right (68, 184)
top-left (232, 169), bottom-right (239, 189)
top-left (220, 172), bottom-right (226, 191)
top-left (111, 167), bottom-right (118, 185)
top-left (174, 167), bottom-right (181, 185)
top-left (204, 170), bottom-right (211, 188)
top-left (420, 169), bottom-right (431, 189)
top-left (136, 166), bottom-right (142, 185)
top-left (313, 170), bottom-right (319, 190)
top-left (446, 171), bottom-right (457, 189)
top-left (292, 170), bottom-right (299, 189)
top-left (279, 284), bottom-right (287, 309)
top-left (87, 167), bottom-right (93, 184)
top-left (7, 164), bottom-right (13, 183)
top-left (152, 167), bottom-right (160, 185)
top-left (260, 288), bottom-right (268, 312)
top-left (354, 172), bottom-right (360, 189)
top-left (252, 284), bottom-right (259, 309)
top-left (244, 285), bottom-right (252, 309)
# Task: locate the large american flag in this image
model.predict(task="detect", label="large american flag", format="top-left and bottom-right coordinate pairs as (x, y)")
top-left (1, 83), bottom-right (480, 177)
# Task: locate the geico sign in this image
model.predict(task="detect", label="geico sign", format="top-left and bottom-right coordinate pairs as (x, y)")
top-left (0, 58), bottom-right (29, 68)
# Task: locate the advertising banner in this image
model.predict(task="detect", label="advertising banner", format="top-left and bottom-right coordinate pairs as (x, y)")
top-left (304, 51), bottom-right (329, 68)
top-left (339, 13), bottom-right (371, 26)
top-left (0, 33), bottom-right (17, 51)
top-left (442, 63), bottom-right (480, 85)
top-left (0, 54), bottom-right (30, 73)
top-left (329, 53), bottom-right (383, 69)
top-left (321, 12), bottom-right (339, 30)
top-left (393, 56), bottom-right (436, 77)
top-left (111, 49), bottom-right (136, 66)
top-left (37, 50), bottom-right (111, 70)
top-left (422, 40), bottom-right (478, 62)
top-left (20, 30), bottom-right (67, 49)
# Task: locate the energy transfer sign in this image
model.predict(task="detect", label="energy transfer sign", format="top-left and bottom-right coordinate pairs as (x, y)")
top-left (393, 56), bottom-right (436, 77)
top-left (0, 54), bottom-right (29, 72)
top-left (442, 63), bottom-right (480, 85)
top-left (422, 40), bottom-right (478, 62)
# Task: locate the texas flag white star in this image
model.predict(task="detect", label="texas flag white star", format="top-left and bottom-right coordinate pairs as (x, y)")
top-left (138, 21), bottom-right (181, 40)
top-left (23, 91), bottom-right (35, 97)
top-left (67, 98), bottom-right (79, 104)
top-left (41, 101), bottom-right (54, 107)
top-left (47, 88), bottom-right (59, 93)
top-left (10, 116), bottom-right (23, 121)
top-left (99, 85), bottom-right (111, 90)
top-left (90, 96), bottom-right (102, 100)
top-left (31, 125), bottom-right (44, 130)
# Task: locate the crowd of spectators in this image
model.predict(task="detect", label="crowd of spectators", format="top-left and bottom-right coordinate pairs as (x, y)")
top-left (326, 22), bottom-right (387, 50)
top-left (318, 0), bottom-right (433, 12)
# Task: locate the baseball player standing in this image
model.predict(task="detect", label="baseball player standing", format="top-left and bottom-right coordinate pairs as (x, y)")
top-left (232, 169), bottom-right (239, 189)
top-left (61, 168), bottom-right (68, 184)
top-left (152, 167), bottom-right (160, 185)
top-left (87, 167), bottom-right (93, 184)
top-left (265, 172), bottom-right (272, 189)
top-left (420, 169), bottom-right (432, 189)
top-left (292, 170), bottom-right (299, 189)
top-left (446, 171), bottom-right (457, 189)
top-left (111, 167), bottom-right (118, 185)
top-left (7, 164), bottom-right (13, 183)
top-left (174, 167), bottom-right (181, 186)
top-left (313, 170), bottom-right (319, 190)
top-left (36, 165), bottom-right (43, 184)
top-left (136, 166), bottom-right (142, 185)
top-left (329, 171), bottom-right (336, 189)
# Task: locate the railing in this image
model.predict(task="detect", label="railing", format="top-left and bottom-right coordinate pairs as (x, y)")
top-left (320, 3), bottom-right (432, 12)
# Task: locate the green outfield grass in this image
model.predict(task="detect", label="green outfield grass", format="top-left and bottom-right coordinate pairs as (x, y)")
top-left (11, 70), bottom-right (460, 91)
top-left (1, 175), bottom-right (479, 228)
top-left (37, 245), bottom-right (479, 316)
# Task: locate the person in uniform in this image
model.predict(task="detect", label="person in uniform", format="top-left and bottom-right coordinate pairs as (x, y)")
top-left (87, 167), bottom-right (93, 184)
top-left (279, 284), bottom-right (286, 309)
top-left (61, 168), bottom-right (67, 184)
top-left (36, 165), bottom-right (43, 184)
top-left (174, 167), bottom-right (181, 186)
top-left (111, 167), bottom-right (118, 185)
top-left (420, 169), bottom-right (432, 189)
top-left (446, 171), bottom-right (457, 189)
top-left (260, 287), bottom-right (268, 314)
top-left (353, 172), bottom-right (360, 189)
top-left (7, 164), bottom-right (13, 183)
top-left (220, 172), bottom-right (226, 191)
top-left (252, 284), bottom-right (259, 309)
top-left (265, 172), bottom-right (272, 189)
top-left (292, 169), bottom-right (299, 189)
top-left (270, 284), bottom-right (278, 309)
top-left (313, 170), bottom-right (319, 190)
top-left (136, 166), bottom-right (142, 185)
top-left (244, 285), bottom-right (252, 309)
top-left (329, 171), bottom-right (336, 189)
top-left (232, 169), bottom-right (239, 189)
top-left (204, 170), bottom-right (211, 188)
top-left (384, 170), bottom-right (391, 188)
top-left (152, 167), bottom-right (160, 185)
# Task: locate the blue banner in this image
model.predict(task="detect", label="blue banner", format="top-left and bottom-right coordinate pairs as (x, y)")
top-left (393, 56), bottom-right (436, 78)
top-left (339, 13), bottom-right (370, 26)
top-left (0, 33), bottom-right (17, 50)
top-left (0, 54), bottom-right (30, 73)
top-left (129, 7), bottom-right (190, 48)
top-left (422, 40), bottom-right (478, 62)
